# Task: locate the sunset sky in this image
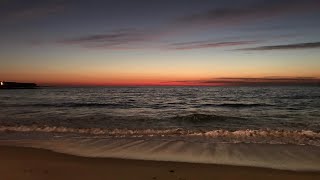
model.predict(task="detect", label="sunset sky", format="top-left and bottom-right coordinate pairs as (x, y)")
top-left (1, 0), bottom-right (320, 86)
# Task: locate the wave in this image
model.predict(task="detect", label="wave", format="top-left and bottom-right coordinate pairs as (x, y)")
top-left (170, 113), bottom-right (244, 123)
top-left (197, 103), bottom-right (274, 108)
top-left (3, 102), bottom-right (275, 109)
top-left (1, 125), bottom-right (320, 146)
top-left (3, 102), bottom-right (135, 108)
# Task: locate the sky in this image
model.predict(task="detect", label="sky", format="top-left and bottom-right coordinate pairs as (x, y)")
top-left (0, 0), bottom-right (320, 86)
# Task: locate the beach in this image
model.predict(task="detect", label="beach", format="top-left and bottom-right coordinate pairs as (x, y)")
top-left (1, 145), bottom-right (319, 180)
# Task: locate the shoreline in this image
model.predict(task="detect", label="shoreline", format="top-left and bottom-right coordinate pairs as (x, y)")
top-left (1, 145), bottom-right (320, 180)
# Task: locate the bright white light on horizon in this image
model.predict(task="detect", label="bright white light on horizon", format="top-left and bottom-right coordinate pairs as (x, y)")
top-left (0, 81), bottom-right (3, 86)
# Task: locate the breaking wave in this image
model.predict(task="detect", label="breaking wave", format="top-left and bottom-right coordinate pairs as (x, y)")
top-left (1, 125), bottom-right (320, 146)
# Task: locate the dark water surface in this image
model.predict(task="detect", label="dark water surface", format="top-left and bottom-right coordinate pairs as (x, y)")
top-left (0, 86), bottom-right (319, 145)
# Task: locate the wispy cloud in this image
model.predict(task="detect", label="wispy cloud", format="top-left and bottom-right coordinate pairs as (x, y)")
top-left (59, 28), bottom-right (155, 49)
top-left (237, 42), bottom-right (320, 51)
top-left (169, 40), bottom-right (257, 50)
top-left (57, 0), bottom-right (319, 51)
top-left (176, 0), bottom-right (320, 27)
top-left (164, 77), bottom-right (320, 86)
top-left (61, 30), bottom-right (260, 50)
top-left (9, 5), bottom-right (64, 20)
top-left (1, 0), bottom-right (65, 22)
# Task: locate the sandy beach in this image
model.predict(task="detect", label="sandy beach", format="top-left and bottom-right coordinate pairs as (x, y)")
top-left (0, 145), bottom-right (319, 180)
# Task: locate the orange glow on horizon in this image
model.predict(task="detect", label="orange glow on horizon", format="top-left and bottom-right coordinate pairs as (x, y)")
top-left (36, 80), bottom-right (226, 87)
top-left (1, 69), bottom-right (320, 86)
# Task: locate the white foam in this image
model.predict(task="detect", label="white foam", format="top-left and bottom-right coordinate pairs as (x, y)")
top-left (1, 125), bottom-right (320, 146)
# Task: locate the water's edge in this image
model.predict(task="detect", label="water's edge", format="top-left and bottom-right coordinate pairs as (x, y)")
top-left (1, 138), bottom-right (320, 172)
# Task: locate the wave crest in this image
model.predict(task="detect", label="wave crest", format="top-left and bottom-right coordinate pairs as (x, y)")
top-left (1, 125), bottom-right (320, 146)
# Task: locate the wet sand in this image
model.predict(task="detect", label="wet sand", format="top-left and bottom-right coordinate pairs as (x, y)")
top-left (0, 145), bottom-right (319, 180)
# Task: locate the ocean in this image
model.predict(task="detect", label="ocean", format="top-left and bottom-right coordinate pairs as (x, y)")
top-left (1, 86), bottom-right (320, 170)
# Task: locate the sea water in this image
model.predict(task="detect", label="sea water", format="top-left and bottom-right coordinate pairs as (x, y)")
top-left (1, 86), bottom-right (320, 170)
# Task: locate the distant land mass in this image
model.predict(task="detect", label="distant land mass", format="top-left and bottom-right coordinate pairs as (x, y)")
top-left (0, 81), bottom-right (37, 89)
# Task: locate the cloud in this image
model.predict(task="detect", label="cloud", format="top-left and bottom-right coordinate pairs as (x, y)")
top-left (1, 0), bottom-right (65, 22)
top-left (62, 30), bottom-right (259, 50)
top-left (164, 77), bottom-right (320, 86)
top-left (237, 42), bottom-right (320, 51)
top-left (176, 0), bottom-right (320, 27)
top-left (169, 40), bottom-right (257, 50)
top-left (57, 0), bottom-right (319, 51)
top-left (60, 29), bottom-right (154, 49)
top-left (10, 6), bottom-right (64, 20)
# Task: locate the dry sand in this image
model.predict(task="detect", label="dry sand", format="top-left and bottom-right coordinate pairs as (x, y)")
top-left (0, 145), bottom-right (319, 180)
